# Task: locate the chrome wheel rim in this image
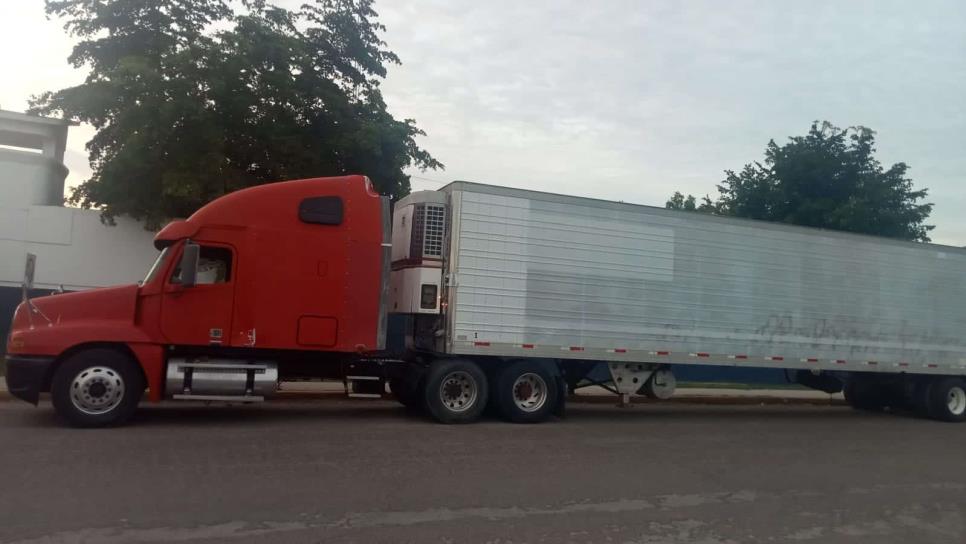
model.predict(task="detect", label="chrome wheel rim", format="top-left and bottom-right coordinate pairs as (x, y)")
top-left (439, 371), bottom-right (478, 413)
top-left (70, 366), bottom-right (125, 415)
top-left (947, 386), bottom-right (966, 416)
top-left (512, 372), bottom-right (548, 413)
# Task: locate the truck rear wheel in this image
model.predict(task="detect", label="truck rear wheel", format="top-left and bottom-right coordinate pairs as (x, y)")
top-left (494, 361), bottom-right (557, 423)
top-left (925, 377), bottom-right (966, 422)
top-left (51, 348), bottom-right (145, 428)
top-left (390, 377), bottom-right (421, 410)
top-left (422, 359), bottom-right (488, 424)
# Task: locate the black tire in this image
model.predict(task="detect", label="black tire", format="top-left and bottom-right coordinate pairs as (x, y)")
top-left (494, 360), bottom-right (558, 423)
top-left (422, 359), bottom-right (488, 424)
top-left (925, 377), bottom-right (966, 423)
top-left (910, 378), bottom-right (934, 418)
top-left (51, 348), bottom-right (145, 428)
top-left (844, 379), bottom-right (889, 411)
top-left (390, 377), bottom-right (421, 410)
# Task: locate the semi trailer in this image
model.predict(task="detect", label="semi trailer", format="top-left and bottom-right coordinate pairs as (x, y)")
top-left (5, 175), bottom-right (966, 426)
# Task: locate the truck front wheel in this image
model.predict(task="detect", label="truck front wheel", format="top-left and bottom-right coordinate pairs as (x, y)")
top-left (51, 348), bottom-right (145, 428)
top-left (422, 359), bottom-right (487, 424)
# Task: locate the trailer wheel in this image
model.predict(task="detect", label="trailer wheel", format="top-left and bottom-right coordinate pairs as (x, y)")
top-left (910, 378), bottom-right (934, 418)
top-left (494, 361), bottom-right (558, 423)
top-left (51, 348), bottom-right (145, 428)
top-left (843, 379), bottom-right (888, 411)
top-left (422, 359), bottom-right (488, 424)
top-left (925, 377), bottom-right (966, 422)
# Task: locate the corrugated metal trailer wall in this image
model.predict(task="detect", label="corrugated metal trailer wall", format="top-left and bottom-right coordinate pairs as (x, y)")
top-left (441, 182), bottom-right (966, 376)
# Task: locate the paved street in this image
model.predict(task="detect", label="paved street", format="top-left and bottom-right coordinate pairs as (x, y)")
top-left (0, 398), bottom-right (964, 544)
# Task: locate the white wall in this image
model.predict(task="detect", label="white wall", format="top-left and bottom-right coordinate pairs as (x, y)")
top-left (0, 149), bottom-right (68, 208)
top-left (0, 205), bottom-right (159, 290)
top-left (0, 110), bottom-right (160, 291)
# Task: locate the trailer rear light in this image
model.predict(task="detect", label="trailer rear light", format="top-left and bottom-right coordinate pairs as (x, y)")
top-left (420, 284), bottom-right (438, 309)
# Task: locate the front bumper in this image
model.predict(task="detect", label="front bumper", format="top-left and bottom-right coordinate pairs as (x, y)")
top-left (4, 355), bottom-right (55, 405)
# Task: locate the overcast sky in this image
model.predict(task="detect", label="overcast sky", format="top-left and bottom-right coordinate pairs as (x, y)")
top-left (2, 1), bottom-right (964, 244)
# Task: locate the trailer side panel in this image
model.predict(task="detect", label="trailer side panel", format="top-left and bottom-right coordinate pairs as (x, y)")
top-left (442, 182), bottom-right (966, 376)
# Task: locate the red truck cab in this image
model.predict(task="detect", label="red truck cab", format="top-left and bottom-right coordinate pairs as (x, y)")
top-left (4, 175), bottom-right (391, 426)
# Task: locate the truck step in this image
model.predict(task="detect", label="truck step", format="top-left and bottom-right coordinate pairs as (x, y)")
top-left (171, 362), bottom-right (273, 370)
top-left (345, 375), bottom-right (385, 398)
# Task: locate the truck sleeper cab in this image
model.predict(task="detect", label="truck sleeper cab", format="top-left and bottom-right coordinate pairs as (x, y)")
top-left (4, 175), bottom-right (392, 426)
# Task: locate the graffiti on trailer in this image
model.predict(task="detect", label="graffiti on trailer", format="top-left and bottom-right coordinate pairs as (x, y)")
top-left (753, 314), bottom-right (950, 344)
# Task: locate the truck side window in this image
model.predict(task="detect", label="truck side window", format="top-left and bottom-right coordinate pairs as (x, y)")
top-left (170, 245), bottom-right (233, 284)
top-left (299, 196), bottom-right (343, 225)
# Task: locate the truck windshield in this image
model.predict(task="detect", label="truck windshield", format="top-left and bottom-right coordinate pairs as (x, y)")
top-left (140, 247), bottom-right (170, 285)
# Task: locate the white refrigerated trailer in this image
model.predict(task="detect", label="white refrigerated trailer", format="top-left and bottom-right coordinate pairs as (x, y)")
top-left (388, 181), bottom-right (966, 423)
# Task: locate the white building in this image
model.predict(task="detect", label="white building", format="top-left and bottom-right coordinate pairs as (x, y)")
top-left (1, 110), bottom-right (159, 348)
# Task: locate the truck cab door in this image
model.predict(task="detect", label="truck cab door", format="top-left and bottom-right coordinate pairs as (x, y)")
top-left (161, 242), bottom-right (236, 346)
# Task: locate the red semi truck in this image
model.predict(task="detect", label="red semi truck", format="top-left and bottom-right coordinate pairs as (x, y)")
top-left (6, 175), bottom-right (966, 426)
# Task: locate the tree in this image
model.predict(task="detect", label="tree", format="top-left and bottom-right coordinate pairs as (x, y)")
top-left (31, 0), bottom-right (441, 228)
top-left (665, 191), bottom-right (716, 213)
top-left (666, 122), bottom-right (934, 242)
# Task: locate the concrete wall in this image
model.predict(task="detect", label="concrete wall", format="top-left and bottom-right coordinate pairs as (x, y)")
top-left (0, 149), bottom-right (68, 208)
top-left (0, 205), bottom-right (159, 291)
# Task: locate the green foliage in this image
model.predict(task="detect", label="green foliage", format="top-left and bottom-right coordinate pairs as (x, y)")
top-left (665, 191), bottom-right (716, 213)
top-left (31, 0), bottom-right (441, 228)
top-left (666, 122), bottom-right (934, 242)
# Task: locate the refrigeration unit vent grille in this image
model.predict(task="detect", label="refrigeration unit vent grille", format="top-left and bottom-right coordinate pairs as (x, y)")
top-left (423, 204), bottom-right (445, 257)
top-left (411, 203), bottom-right (446, 259)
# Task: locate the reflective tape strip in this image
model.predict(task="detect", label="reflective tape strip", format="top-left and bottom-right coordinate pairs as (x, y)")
top-left (474, 341), bottom-right (490, 347)
top-left (690, 352), bottom-right (710, 358)
top-left (802, 358), bottom-right (819, 363)
top-left (768, 356), bottom-right (784, 362)
top-left (608, 348), bottom-right (628, 353)
top-left (835, 360), bottom-right (847, 365)
top-left (521, 344), bottom-right (535, 349)
top-left (728, 355), bottom-right (748, 360)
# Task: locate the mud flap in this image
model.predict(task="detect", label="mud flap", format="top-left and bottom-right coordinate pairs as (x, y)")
top-left (553, 374), bottom-right (567, 418)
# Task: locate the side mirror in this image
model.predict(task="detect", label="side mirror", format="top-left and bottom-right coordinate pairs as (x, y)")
top-left (178, 242), bottom-right (199, 287)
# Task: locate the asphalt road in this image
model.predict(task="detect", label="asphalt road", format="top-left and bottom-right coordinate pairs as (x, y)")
top-left (0, 398), bottom-right (964, 544)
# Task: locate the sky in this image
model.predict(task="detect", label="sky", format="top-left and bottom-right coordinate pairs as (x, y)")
top-left (1, 0), bottom-right (965, 244)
